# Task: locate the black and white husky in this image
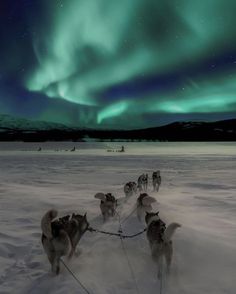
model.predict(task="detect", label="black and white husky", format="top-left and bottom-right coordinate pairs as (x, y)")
top-left (124, 182), bottom-right (137, 197)
top-left (136, 193), bottom-right (156, 221)
top-left (41, 210), bottom-right (89, 274)
top-left (94, 193), bottom-right (118, 221)
top-left (152, 171), bottom-right (161, 192)
top-left (145, 212), bottom-right (181, 277)
top-left (138, 174), bottom-right (148, 191)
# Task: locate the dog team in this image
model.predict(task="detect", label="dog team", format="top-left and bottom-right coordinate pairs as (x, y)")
top-left (41, 170), bottom-right (180, 276)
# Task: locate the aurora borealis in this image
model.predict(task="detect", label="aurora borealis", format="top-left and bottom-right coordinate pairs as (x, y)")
top-left (1, 0), bottom-right (236, 129)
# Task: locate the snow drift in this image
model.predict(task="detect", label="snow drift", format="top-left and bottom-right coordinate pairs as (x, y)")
top-left (0, 142), bottom-right (235, 294)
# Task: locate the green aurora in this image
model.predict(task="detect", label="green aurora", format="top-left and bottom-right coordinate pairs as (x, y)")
top-left (2, 0), bottom-right (236, 128)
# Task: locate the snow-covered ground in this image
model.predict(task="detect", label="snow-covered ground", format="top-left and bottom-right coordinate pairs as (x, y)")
top-left (0, 142), bottom-right (236, 294)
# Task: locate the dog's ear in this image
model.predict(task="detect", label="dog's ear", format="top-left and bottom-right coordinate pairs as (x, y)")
top-left (83, 212), bottom-right (87, 219)
top-left (94, 193), bottom-right (106, 201)
top-left (71, 219), bottom-right (78, 227)
top-left (156, 211), bottom-right (159, 215)
top-left (145, 211), bottom-right (149, 215)
top-left (49, 209), bottom-right (58, 220)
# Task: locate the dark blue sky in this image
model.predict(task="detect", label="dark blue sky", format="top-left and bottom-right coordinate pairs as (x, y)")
top-left (1, 0), bottom-right (236, 129)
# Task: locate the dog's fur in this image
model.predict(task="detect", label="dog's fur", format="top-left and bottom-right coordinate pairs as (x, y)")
top-left (94, 193), bottom-right (117, 221)
top-left (41, 210), bottom-right (89, 274)
top-left (138, 174), bottom-right (148, 191)
top-left (152, 171), bottom-right (161, 192)
top-left (62, 213), bottom-right (89, 258)
top-left (145, 212), bottom-right (181, 277)
top-left (124, 182), bottom-right (137, 197)
top-left (136, 193), bottom-right (156, 221)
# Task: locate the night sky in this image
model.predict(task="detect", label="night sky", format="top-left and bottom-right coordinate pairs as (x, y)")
top-left (1, 0), bottom-right (236, 129)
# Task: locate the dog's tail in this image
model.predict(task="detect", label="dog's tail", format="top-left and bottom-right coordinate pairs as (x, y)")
top-left (41, 209), bottom-right (58, 239)
top-left (164, 222), bottom-right (181, 242)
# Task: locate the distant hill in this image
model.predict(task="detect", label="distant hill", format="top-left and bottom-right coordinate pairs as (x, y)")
top-left (0, 114), bottom-right (73, 131)
top-left (0, 114), bottom-right (236, 141)
top-left (127, 120), bottom-right (236, 141)
top-left (0, 114), bottom-right (78, 141)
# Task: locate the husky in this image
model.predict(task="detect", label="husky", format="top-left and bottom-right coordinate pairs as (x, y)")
top-left (152, 171), bottom-right (161, 192)
top-left (138, 174), bottom-right (148, 192)
top-left (136, 193), bottom-right (156, 221)
top-left (62, 213), bottom-right (89, 258)
top-left (41, 210), bottom-right (89, 274)
top-left (145, 211), bottom-right (181, 277)
top-left (124, 182), bottom-right (137, 197)
top-left (94, 192), bottom-right (118, 221)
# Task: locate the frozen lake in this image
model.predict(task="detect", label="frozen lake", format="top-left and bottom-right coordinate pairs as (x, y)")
top-left (0, 142), bottom-right (236, 294)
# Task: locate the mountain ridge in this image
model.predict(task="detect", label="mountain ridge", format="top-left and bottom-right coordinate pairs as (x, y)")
top-left (0, 114), bottom-right (236, 141)
top-left (0, 114), bottom-right (76, 131)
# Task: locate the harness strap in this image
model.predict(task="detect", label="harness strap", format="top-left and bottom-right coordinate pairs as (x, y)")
top-left (87, 227), bottom-right (146, 239)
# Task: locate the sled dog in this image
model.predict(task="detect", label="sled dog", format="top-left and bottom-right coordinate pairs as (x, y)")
top-left (94, 193), bottom-right (118, 221)
top-left (124, 182), bottom-right (137, 197)
top-left (145, 211), bottom-right (181, 277)
top-left (152, 171), bottom-right (161, 192)
top-left (138, 174), bottom-right (148, 191)
top-left (136, 193), bottom-right (156, 221)
top-left (41, 209), bottom-right (89, 274)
